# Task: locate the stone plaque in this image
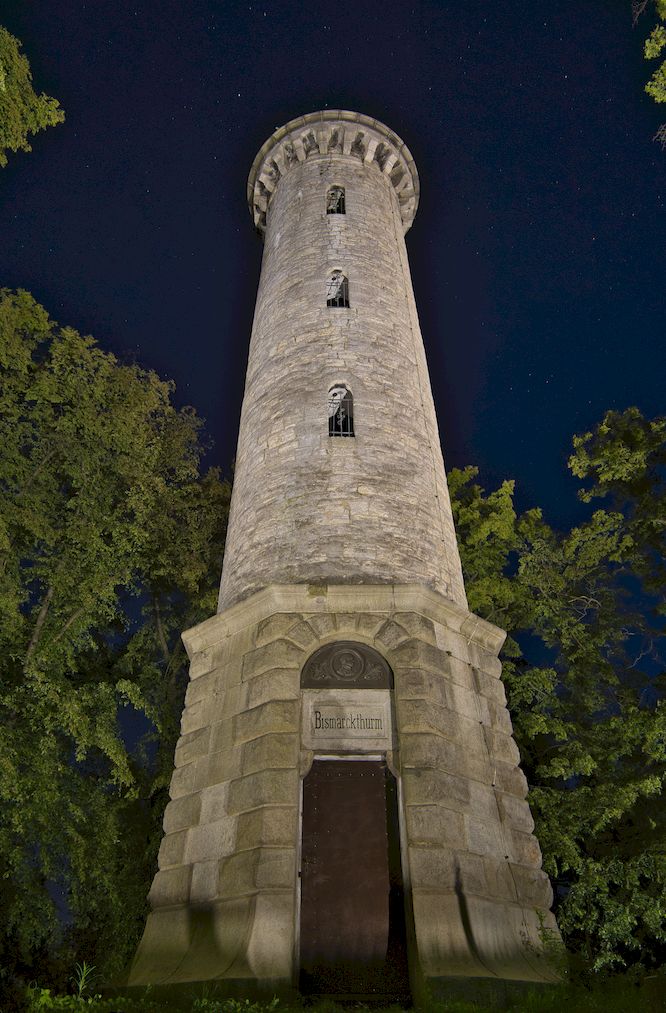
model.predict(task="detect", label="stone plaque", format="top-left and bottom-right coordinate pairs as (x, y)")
top-left (301, 641), bottom-right (392, 689)
top-left (302, 690), bottom-right (392, 750)
top-left (313, 704), bottom-right (386, 737)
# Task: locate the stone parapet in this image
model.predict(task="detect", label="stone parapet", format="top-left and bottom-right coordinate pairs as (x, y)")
top-left (247, 110), bottom-right (419, 234)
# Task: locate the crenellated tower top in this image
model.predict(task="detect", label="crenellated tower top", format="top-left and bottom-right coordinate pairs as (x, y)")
top-left (247, 109), bottom-right (420, 235)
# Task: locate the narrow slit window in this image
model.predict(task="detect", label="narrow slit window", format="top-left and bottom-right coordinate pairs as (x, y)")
top-left (328, 385), bottom-right (354, 437)
top-left (326, 271), bottom-right (349, 308)
top-left (326, 186), bottom-right (346, 214)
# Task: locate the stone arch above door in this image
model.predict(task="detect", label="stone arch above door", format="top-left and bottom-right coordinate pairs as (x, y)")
top-left (301, 640), bottom-right (393, 689)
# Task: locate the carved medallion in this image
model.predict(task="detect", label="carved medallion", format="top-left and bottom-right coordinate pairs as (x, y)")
top-left (301, 641), bottom-right (392, 689)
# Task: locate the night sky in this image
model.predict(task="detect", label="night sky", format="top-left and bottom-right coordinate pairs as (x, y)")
top-left (2, 1), bottom-right (664, 534)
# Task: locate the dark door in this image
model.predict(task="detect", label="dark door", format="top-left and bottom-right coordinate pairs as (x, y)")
top-left (299, 760), bottom-right (409, 1000)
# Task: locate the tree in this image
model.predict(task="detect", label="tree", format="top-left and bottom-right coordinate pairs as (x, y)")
top-left (450, 409), bottom-right (666, 974)
top-left (0, 290), bottom-right (230, 996)
top-left (633, 0), bottom-right (666, 146)
top-left (0, 26), bottom-right (64, 168)
top-left (2, 287), bottom-right (664, 991)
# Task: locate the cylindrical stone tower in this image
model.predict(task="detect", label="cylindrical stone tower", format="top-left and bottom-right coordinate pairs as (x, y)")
top-left (129, 112), bottom-right (559, 1000)
top-left (218, 110), bottom-right (465, 612)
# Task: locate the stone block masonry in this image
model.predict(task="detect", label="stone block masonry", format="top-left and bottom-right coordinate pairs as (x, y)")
top-left (128, 111), bottom-right (560, 995)
top-left (128, 584), bottom-right (558, 987)
top-left (218, 112), bottom-right (466, 613)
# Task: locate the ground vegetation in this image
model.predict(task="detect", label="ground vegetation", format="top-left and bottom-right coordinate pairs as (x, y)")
top-left (19, 977), bottom-right (666, 1011)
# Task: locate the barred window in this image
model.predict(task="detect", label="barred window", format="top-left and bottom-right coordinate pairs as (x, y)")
top-left (326, 186), bottom-right (346, 214)
top-left (326, 271), bottom-right (349, 308)
top-left (328, 385), bottom-right (354, 437)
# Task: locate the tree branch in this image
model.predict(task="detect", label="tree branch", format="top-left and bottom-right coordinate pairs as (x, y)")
top-left (152, 595), bottom-right (170, 665)
top-left (24, 584), bottom-right (55, 672)
top-left (632, 0), bottom-right (650, 26)
top-left (49, 607), bottom-right (86, 646)
top-left (16, 445), bottom-right (58, 498)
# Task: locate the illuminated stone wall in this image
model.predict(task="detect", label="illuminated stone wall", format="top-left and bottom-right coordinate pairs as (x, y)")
top-left (218, 112), bottom-right (466, 612)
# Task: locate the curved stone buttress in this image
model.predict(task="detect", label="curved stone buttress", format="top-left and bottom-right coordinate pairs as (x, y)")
top-left (128, 112), bottom-right (560, 994)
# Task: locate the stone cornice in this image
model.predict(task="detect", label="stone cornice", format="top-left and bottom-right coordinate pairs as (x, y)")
top-left (247, 110), bottom-right (420, 236)
top-left (181, 583), bottom-right (506, 660)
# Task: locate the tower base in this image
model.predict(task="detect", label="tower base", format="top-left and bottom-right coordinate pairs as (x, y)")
top-left (127, 584), bottom-right (561, 992)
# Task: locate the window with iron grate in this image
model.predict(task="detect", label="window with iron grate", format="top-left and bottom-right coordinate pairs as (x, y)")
top-left (326, 271), bottom-right (349, 308)
top-left (326, 186), bottom-right (346, 214)
top-left (328, 385), bottom-right (354, 437)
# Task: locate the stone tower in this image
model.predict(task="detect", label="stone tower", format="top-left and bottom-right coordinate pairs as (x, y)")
top-left (128, 111), bottom-right (559, 997)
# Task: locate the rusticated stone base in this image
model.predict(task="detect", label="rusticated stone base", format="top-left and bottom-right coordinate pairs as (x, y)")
top-left (127, 583), bottom-right (561, 989)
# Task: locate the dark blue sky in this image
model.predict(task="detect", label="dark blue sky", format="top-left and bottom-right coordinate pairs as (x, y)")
top-left (2, 0), bottom-right (664, 531)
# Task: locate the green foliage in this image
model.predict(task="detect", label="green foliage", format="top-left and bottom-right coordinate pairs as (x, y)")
top-left (0, 290), bottom-right (230, 993)
top-left (0, 26), bottom-right (64, 167)
top-left (450, 406), bottom-right (666, 972)
top-left (70, 963), bottom-right (96, 999)
top-left (569, 407), bottom-right (666, 599)
top-left (644, 23), bottom-right (666, 58)
top-left (24, 991), bottom-right (284, 1013)
top-left (21, 977), bottom-right (666, 1013)
top-left (636, 1), bottom-right (666, 135)
top-left (645, 61), bottom-right (666, 102)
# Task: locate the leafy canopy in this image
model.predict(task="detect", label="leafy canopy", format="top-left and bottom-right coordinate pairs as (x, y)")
top-left (0, 26), bottom-right (64, 167)
top-left (451, 406), bottom-right (666, 973)
top-left (0, 290), bottom-right (229, 991)
top-left (635, 0), bottom-right (666, 145)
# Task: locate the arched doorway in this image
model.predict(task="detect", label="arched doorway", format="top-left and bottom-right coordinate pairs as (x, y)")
top-left (298, 643), bottom-right (410, 1001)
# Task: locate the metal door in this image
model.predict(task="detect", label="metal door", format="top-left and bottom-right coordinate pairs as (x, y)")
top-left (299, 759), bottom-right (409, 1000)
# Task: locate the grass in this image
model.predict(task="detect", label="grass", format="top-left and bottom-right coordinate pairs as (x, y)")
top-left (21, 975), bottom-right (666, 1013)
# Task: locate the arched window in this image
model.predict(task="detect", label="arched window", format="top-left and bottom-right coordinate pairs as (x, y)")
top-left (326, 271), bottom-right (349, 308)
top-left (328, 385), bottom-right (354, 437)
top-left (326, 186), bottom-right (345, 214)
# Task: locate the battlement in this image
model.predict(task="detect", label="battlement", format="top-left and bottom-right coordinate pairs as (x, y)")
top-left (247, 110), bottom-right (419, 235)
